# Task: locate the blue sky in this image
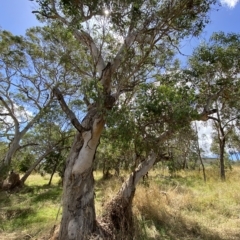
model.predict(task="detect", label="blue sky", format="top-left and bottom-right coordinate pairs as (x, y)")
top-left (0, 0), bottom-right (40, 35)
top-left (180, 1), bottom-right (240, 57)
top-left (1, 1), bottom-right (240, 35)
top-left (0, 0), bottom-right (239, 54)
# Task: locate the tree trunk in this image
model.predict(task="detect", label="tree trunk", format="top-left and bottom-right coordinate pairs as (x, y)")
top-left (59, 117), bottom-right (104, 240)
top-left (194, 122), bottom-right (206, 182)
top-left (199, 153), bottom-right (206, 182)
top-left (20, 149), bottom-right (53, 184)
top-left (48, 162), bottom-right (58, 186)
top-left (219, 138), bottom-right (226, 181)
top-left (1, 137), bottom-right (21, 168)
top-left (101, 151), bottom-right (157, 238)
top-left (182, 154), bottom-right (188, 170)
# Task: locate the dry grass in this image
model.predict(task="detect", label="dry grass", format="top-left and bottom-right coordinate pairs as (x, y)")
top-left (133, 165), bottom-right (240, 240)
top-left (94, 172), bottom-right (123, 216)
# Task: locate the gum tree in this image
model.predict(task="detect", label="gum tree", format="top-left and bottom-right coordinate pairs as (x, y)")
top-left (0, 26), bottom-right (84, 175)
top-left (187, 32), bottom-right (240, 180)
top-left (33, 0), bottom-right (217, 238)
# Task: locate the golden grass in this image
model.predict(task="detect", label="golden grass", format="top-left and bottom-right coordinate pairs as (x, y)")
top-left (133, 165), bottom-right (240, 240)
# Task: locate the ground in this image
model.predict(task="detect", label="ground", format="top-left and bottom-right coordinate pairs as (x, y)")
top-left (1, 165), bottom-right (240, 239)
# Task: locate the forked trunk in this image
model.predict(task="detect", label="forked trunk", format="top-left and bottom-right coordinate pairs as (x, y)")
top-left (59, 117), bottom-right (104, 240)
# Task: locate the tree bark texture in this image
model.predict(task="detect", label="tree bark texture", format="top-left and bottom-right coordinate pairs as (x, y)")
top-left (59, 116), bottom-right (104, 240)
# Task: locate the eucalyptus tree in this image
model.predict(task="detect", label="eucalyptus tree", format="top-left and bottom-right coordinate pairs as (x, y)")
top-left (97, 79), bottom-right (198, 177)
top-left (0, 25), bottom-right (85, 174)
top-left (32, 0), bottom-right (217, 238)
top-left (165, 126), bottom-right (199, 171)
top-left (187, 32), bottom-right (240, 180)
top-left (19, 108), bottom-right (75, 184)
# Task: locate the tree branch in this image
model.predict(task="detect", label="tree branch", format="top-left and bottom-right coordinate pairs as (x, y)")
top-left (53, 87), bottom-right (84, 132)
top-left (18, 143), bottom-right (39, 151)
top-left (74, 30), bottom-right (105, 75)
top-left (34, 0), bottom-right (106, 75)
top-left (208, 116), bottom-right (219, 122)
top-left (197, 109), bottom-right (217, 121)
top-left (0, 96), bottom-right (20, 135)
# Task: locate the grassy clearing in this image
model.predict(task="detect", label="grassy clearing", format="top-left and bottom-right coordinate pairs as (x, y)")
top-left (0, 174), bottom-right (62, 240)
top-left (1, 166), bottom-right (240, 239)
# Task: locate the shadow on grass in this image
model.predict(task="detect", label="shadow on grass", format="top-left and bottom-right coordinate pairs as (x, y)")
top-left (0, 207), bottom-right (36, 232)
top-left (31, 185), bottom-right (62, 203)
top-left (0, 191), bottom-right (12, 208)
top-left (2, 207), bottom-right (35, 221)
top-left (0, 185), bottom-right (62, 234)
top-left (0, 185), bottom-right (62, 209)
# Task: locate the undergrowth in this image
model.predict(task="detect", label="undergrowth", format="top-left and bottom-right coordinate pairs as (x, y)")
top-left (1, 166), bottom-right (240, 239)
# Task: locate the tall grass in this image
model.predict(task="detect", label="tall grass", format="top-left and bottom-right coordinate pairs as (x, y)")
top-left (134, 166), bottom-right (240, 240)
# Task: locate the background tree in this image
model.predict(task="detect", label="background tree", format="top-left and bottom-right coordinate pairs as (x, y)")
top-left (19, 103), bottom-right (75, 184)
top-left (193, 122), bottom-right (207, 182)
top-left (187, 32), bottom-right (240, 180)
top-left (0, 25), bottom-right (85, 177)
top-left (227, 130), bottom-right (240, 161)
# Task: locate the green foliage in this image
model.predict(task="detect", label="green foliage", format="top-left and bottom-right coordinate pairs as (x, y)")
top-left (42, 151), bottom-right (65, 178)
top-left (35, 0), bottom-right (216, 38)
top-left (18, 153), bottom-right (35, 173)
top-left (137, 83), bottom-right (197, 132)
top-left (188, 32), bottom-right (240, 100)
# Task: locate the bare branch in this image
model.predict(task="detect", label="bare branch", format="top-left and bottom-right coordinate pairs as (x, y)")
top-left (19, 96), bottom-right (54, 138)
top-left (0, 113), bottom-right (10, 116)
top-left (0, 96), bottom-right (20, 135)
top-left (222, 116), bottom-right (239, 129)
top-left (18, 143), bottom-right (39, 150)
top-left (111, 31), bottom-right (138, 73)
top-left (32, 11), bottom-right (58, 19)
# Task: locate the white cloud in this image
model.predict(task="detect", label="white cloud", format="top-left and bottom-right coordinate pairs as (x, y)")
top-left (194, 121), bottom-right (213, 156)
top-left (220, 0), bottom-right (240, 8)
